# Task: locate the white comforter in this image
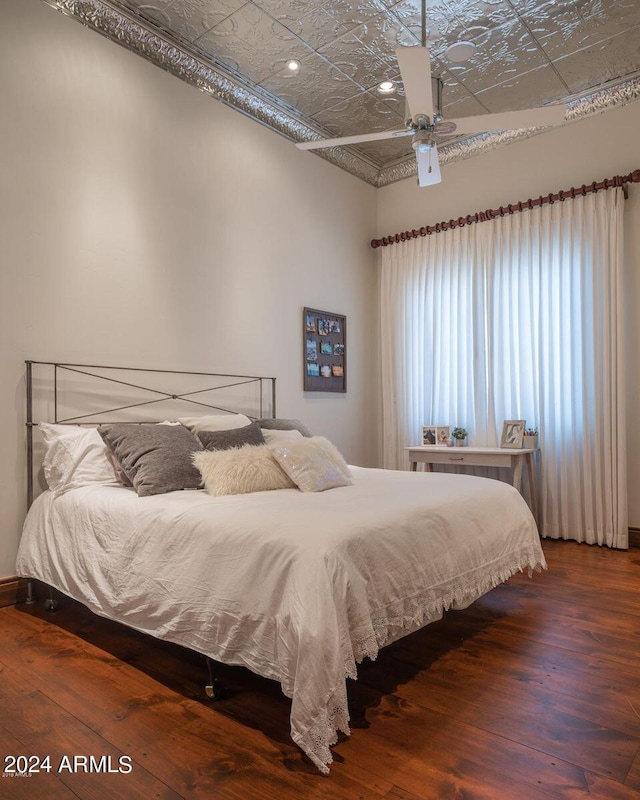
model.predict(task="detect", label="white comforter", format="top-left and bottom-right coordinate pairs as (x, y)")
top-left (17, 466), bottom-right (545, 772)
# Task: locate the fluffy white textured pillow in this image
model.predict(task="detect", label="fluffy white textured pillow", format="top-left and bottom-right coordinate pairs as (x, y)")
top-left (193, 444), bottom-right (296, 497)
top-left (268, 436), bottom-right (352, 492)
top-left (39, 423), bottom-right (120, 495)
top-left (261, 428), bottom-right (304, 446)
top-left (178, 413), bottom-right (252, 434)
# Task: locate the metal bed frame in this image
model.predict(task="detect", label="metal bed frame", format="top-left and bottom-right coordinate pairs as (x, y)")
top-left (26, 360), bottom-right (277, 507)
top-left (24, 360), bottom-right (277, 698)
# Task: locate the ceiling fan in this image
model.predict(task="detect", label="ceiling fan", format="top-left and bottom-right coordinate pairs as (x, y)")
top-left (296, 7), bottom-right (566, 187)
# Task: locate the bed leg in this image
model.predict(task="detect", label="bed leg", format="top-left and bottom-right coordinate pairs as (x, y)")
top-left (25, 580), bottom-right (35, 604)
top-left (204, 656), bottom-right (226, 700)
top-left (44, 586), bottom-right (58, 612)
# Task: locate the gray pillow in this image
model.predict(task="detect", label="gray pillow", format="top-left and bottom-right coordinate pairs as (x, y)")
top-left (99, 424), bottom-right (204, 497)
top-left (197, 421), bottom-right (265, 451)
top-left (258, 418), bottom-right (312, 437)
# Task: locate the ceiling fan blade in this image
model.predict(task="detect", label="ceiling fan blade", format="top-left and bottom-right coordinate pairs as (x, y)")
top-left (396, 46), bottom-right (434, 119)
top-left (416, 143), bottom-right (441, 187)
top-left (447, 104), bottom-right (566, 135)
top-left (296, 129), bottom-right (412, 151)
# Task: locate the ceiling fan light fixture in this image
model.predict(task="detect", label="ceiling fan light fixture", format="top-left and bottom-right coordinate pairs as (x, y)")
top-left (412, 129), bottom-right (434, 153)
top-left (377, 80), bottom-right (396, 95)
top-left (286, 59), bottom-right (301, 73)
top-left (444, 41), bottom-right (477, 63)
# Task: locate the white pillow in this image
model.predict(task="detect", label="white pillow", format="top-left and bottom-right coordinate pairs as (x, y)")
top-left (268, 436), bottom-right (352, 492)
top-left (261, 428), bottom-right (304, 446)
top-left (178, 413), bottom-right (252, 434)
top-left (193, 444), bottom-right (295, 497)
top-left (39, 423), bottom-right (120, 496)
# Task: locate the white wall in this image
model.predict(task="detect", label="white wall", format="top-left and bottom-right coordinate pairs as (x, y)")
top-left (0, 0), bottom-right (379, 578)
top-left (376, 101), bottom-right (640, 525)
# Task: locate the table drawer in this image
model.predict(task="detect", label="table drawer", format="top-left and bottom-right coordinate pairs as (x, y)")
top-left (409, 451), bottom-right (514, 468)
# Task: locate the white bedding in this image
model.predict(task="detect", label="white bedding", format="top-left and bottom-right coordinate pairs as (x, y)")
top-left (17, 466), bottom-right (545, 772)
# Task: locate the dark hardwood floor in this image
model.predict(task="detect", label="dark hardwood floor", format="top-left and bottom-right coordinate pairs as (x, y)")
top-left (1, 539), bottom-right (640, 800)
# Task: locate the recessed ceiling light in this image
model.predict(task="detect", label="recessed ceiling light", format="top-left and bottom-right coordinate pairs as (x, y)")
top-left (286, 59), bottom-right (301, 73)
top-left (377, 80), bottom-right (396, 95)
top-left (444, 41), bottom-right (477, 63)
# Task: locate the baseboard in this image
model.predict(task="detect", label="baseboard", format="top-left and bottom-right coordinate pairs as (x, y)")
top-left (0, 577), bottom-right (28, 608)
top-left (629, 528), bottom-right (640, 548)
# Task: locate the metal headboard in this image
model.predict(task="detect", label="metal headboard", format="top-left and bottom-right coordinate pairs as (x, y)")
top-left (25, 360), bottom-right (277, 508)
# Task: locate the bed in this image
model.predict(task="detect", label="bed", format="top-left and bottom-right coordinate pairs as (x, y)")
top-left (16, 361), bottom-right (546, 773)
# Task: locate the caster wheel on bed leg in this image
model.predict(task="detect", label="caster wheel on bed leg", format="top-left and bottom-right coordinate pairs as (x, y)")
top-left (45, 598), bottom-right (58, 612)
top-left (203, 656), bottom-right (227, 700)
top-left (205, 679), bottom-right (226, 700)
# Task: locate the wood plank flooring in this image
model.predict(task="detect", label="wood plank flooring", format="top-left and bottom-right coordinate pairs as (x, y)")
top-left (1, 539), bottom-right (639, 799)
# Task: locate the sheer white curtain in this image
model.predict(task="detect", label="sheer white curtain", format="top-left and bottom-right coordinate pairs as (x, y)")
top-left (380, 189), bottom-right (627, 548)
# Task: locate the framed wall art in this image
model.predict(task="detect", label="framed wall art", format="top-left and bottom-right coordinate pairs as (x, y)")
top-left (303, 307), bottom-right (346, 393)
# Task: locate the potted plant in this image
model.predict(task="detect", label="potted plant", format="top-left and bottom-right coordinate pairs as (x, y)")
top-left (452, 427), bottom-right (468, 447)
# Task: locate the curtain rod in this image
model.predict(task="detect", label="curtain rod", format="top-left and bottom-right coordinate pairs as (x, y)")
top-left (371, 168), bottom-right (640, 249)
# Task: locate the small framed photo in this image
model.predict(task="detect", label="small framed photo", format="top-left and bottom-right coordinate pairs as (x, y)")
top-left (422, 425), bottom-right (436, 446)
top-left (318, 319), bottom-right (330, 336)
top-left (334, 343), bottom-right (345, 356)
top-left (320, 342), bottom-right (333, 355)
top-left (306, 339), bottom-right (318, 361)
top-left (305, 314), bottom-right (316, 333)
top-left (332, 365), bottom-right (343, 377)
top-left (306, 362), bottom-right (319, 377)
top-left (436, 426), bottom-right (451, 445)
top-left (329, 320), bottom-right (341, 334)
top-left (500, 420), bottom-right (526, 449)
top-left (320, 364), bottom-right (332, 378)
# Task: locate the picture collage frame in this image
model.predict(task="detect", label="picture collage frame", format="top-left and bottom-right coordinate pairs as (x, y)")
top-left (304, 307), bottom-right (346, 393)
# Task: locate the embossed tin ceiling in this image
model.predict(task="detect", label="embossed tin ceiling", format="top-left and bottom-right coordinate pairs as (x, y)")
top-left (45, 0), bottom-right (640, 186)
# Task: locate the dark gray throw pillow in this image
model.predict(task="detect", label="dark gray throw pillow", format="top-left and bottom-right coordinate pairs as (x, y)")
top-left (197, 421), bottom-right (265, 451)
top-left (258, 418), bottom-right (312, 437)
top-left (99, 424), bottom-right (204, 497)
